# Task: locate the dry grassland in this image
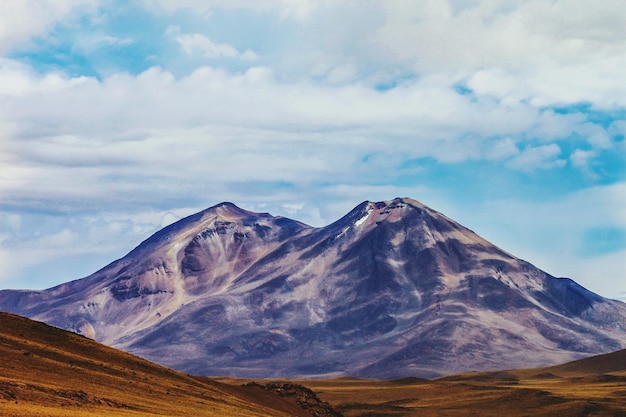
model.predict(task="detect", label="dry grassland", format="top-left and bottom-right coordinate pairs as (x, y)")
top-left (0, 312), bottom-right (317, 417)
top-left (313, 361), bottom-right (626, 416)
top-left (221, 350), bottom-right (626, 416)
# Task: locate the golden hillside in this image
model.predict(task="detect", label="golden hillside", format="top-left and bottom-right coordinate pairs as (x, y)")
top-left (0, 312), bottom-right (335, 417)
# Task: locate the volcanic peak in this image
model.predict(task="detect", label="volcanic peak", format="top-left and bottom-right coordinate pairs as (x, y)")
top-left (2, 197), bottom-right (626, 380)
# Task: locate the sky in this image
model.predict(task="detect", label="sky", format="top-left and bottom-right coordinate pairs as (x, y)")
top-left (0, 0), bottom-right (625, 301)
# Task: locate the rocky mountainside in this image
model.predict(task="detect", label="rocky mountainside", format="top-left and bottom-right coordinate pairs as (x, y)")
top-left (1, 197), bottom-right (625, 379)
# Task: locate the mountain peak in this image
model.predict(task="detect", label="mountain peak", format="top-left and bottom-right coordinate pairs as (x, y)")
top-left (342, 197), bottom-right (435, 231)
top-left (363, 197), bottom-right (431, 215)
top-left (205, 201), bottom-right (265, 219)
top-left (362, 196), bottom-right (426, 209)
top-left (382, 196), bottom-right (426, 207)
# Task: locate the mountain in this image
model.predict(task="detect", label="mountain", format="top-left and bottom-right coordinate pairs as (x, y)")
top-left (1, 197), bottom-right (625, 379)
top-left (0, 311), bottom-right (339, 417)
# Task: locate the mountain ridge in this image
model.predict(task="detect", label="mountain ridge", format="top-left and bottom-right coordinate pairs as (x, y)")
top-left (1, 197), bottom-right (625, 379)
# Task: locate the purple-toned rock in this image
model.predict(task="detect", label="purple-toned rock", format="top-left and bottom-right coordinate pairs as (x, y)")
top-left (1, 198), bottom-right (625, 379)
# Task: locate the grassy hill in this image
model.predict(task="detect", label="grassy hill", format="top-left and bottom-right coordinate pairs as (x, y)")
top-left (0, 312), bottom-right (335, 417)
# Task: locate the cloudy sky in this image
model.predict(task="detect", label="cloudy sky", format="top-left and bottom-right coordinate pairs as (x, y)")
top-left (0, 0), bottom-right (625, 300)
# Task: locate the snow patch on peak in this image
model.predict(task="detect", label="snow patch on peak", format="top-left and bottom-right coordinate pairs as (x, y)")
top-left (335, 202), bottom-right (375, 239)
top-left (354, 207), bottom-right (372, 228)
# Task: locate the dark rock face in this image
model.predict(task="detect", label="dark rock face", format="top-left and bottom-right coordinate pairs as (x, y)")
top-left (1, 198), bottom-right (625, 379)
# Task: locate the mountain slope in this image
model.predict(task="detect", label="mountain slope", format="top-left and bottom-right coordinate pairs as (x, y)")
top-left (0, 312), bottom-right (337, 417)
top-left (1, 197), bottom-right (625, 379)
top-left (0, 202), bottom-right (309, 345)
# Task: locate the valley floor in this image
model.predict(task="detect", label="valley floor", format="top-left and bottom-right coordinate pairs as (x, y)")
top-left (218, 367), bottom-right (626, 417)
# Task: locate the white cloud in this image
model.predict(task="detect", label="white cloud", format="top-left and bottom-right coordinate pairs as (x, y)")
top-left (507, 144), bottom-right (566, 172)
top-left (142, 0), bottom-right (324, 20)
top-left (0, 0), bottom-right (624, 300)
top-left (0, 58), bottom-right (618, 216)
top-left (166, 26), bottom-right (258, 60)
top-left (177, 32), bottom-right (240, 58)
top-left (609, 120), bottom-right (626, 137)
top-left (374, 0), bottom-right (626, 107)
top-left (467, 68), bottom-right (526, 105)
top-left (570, 149), bottom-right (597, 175)
top-left (586, 131), bottom-right (612, 149)
top-left (72, 33), bottom-right (133, 54)
top-left (484, 137), bottom-right (520, 161)
top-left (0, 0), bottom-right (99, 53)
top-left (136, 1), bottom-right (626, 109)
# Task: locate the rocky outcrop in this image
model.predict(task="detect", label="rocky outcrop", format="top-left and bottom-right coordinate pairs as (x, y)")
top-left (244, 382), bottom-right (343, 417)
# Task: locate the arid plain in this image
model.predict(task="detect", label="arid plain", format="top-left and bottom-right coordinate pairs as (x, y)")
top-left (283, 353), bottom-right (626, 417)
top-left (220, 348), bottom-right (626, 416)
